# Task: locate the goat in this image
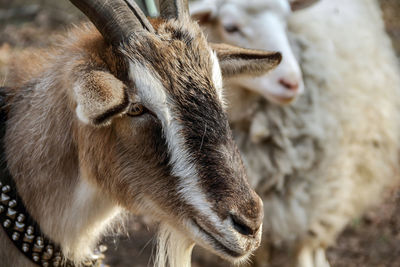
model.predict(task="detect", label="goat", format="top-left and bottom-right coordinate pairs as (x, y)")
top-left (191, 0), bottom-right (400, 266)
top-left (0, 0), bottom-right (283, 266)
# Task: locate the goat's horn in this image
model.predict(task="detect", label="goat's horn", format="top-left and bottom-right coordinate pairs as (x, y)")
top-left (124, 0), bottom-right (154, 32)
top-left (159, 0), bottom-right (189, 20)
top-left (70, 0), bottom-right (154, 45)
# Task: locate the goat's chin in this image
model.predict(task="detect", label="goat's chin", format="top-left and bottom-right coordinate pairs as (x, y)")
top-left (183, 219), bottom-right (261, 264)
top-left (152, 217), bottom-right (260, 267)
top-left (142, 199), bottom-right (260, 265)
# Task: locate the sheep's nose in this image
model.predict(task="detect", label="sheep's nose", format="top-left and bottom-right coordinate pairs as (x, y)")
top-left (230, 195), bottom-right (263, 237)
top-left (279, 78), bottom-right (299, 91)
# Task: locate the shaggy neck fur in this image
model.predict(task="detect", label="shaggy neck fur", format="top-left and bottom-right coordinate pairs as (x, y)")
top-left (155, 224), bottom-right (194, 267)
top-left (2, 53), bottom-right (122, 265)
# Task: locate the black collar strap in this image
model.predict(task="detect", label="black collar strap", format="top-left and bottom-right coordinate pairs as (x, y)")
top-left (0, 88), bottom-right (106, 267)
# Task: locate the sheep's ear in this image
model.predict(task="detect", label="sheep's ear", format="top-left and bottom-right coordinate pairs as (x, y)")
top-left (289, 0), bottom-right (320, 11)
top-left (190, 0), bottom-right (216, 24)
top-left (210, 43), bottom-right (282, 78)
top-left (74, 70), bottom-right (129, 126)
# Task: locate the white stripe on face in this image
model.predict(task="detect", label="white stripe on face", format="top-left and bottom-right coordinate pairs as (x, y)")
top-left (128, 60), bottom-right (222, 223)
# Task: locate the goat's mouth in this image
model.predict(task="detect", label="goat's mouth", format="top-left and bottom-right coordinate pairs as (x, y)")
top-left (192, 220), bottom-right (244, 258)
top-left (189, 219), bottom-right (258, 262)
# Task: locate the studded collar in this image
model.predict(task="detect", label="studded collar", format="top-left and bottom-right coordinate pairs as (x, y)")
top-left (0, 89), bottom-right (106, 267)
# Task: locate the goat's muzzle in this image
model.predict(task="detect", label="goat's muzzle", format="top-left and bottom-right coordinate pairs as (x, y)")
top-left (187, 190), bottom-right (263, 262)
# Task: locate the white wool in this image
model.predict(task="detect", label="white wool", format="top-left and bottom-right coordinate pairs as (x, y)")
top-left (222, 0), bottom-right (400, 264)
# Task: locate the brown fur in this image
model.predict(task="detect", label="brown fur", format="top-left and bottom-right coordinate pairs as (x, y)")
top-left (211, 43), bottom-right (282, 78)
top-left (1, 13), bottom-right (279, 264)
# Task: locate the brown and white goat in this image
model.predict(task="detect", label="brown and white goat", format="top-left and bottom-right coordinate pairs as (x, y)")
top-left (0, 0), bottom-right (282, 266)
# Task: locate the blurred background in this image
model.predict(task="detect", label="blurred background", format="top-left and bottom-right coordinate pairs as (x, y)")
top-left (0, 0), bottom-right (399, 266)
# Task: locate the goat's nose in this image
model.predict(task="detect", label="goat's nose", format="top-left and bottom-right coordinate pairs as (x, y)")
top-left (230, 196), bottom-right (263, 237)
top-left (231, 213), bottom-right (260, 236)
top-left (279, 78), bottom-right (299, 91)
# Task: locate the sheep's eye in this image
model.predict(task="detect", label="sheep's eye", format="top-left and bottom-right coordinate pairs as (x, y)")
top-left (128, 103), bottom-right (146, 116)
top-left (224, 24), bottom-right (241, 34)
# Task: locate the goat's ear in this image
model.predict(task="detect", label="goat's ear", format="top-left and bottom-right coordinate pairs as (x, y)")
top-left (190, 0), bottom-right (216, 24)
top-left (289, 0), bottom-right (320, 11)
top-left (210, 43), bottom-right (282, 78)
top-left (74, 70), bottom-right (129, 126)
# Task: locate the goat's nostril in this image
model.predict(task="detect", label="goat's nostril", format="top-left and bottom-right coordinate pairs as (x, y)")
top-left (230, 214), bottom-right (258, 236)
top-left (279, 78), bottom-right (299, 91)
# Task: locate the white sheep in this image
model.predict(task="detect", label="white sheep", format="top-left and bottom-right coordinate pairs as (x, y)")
top-left (191, 0), bottom-right (400, 266)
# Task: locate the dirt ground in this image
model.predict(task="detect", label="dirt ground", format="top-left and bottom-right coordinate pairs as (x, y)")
top-left (1, 1), bottom-right (400, 266)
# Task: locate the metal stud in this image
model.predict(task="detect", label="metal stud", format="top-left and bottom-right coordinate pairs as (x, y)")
top-left (17, 213), bottom-right (25, 222)
top-left (33, 237), bottom-right (44, 253)
top-left (14, 221), bottom-right (25, 232)
top-left (42, 245), bottom-right (54, 260)
top-left (46, 245), bottom-right (53, 254)
top-left (53, 254), bottom-right (61, 267)
top-left (32, 252), bottom-right (40, 262)
top-left (6, 208), bottom-right (16, 219)
top-left (26, 226), bottom-right (34, 235)
top-left (11, 232), bottom-right (20, 241)
top-left (3, 218), bottom-right (11, 228)
top-left (2, 185), bottom-right (10, 193)
top-left (22, 243), bottom-right (30, 253)
top-left (0, 193), bottom-right (10, 205)
top-left (0, 204), bottom-right (4, 213)
top-left (36, 236), bottom-right (43, 246)
top-left (8, 199), bottom-right (16, 207)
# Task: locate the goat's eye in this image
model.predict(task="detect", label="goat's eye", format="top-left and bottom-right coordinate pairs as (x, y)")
top-left (223, 24), bottom-right (241, 34)
top-left (128, 103), bottom-right (146, 116)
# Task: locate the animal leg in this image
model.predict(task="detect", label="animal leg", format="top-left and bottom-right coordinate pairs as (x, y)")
top-left (314, 248), bottom-right (330, 267)
top-left (297, 246), bottom-right (314, 267)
